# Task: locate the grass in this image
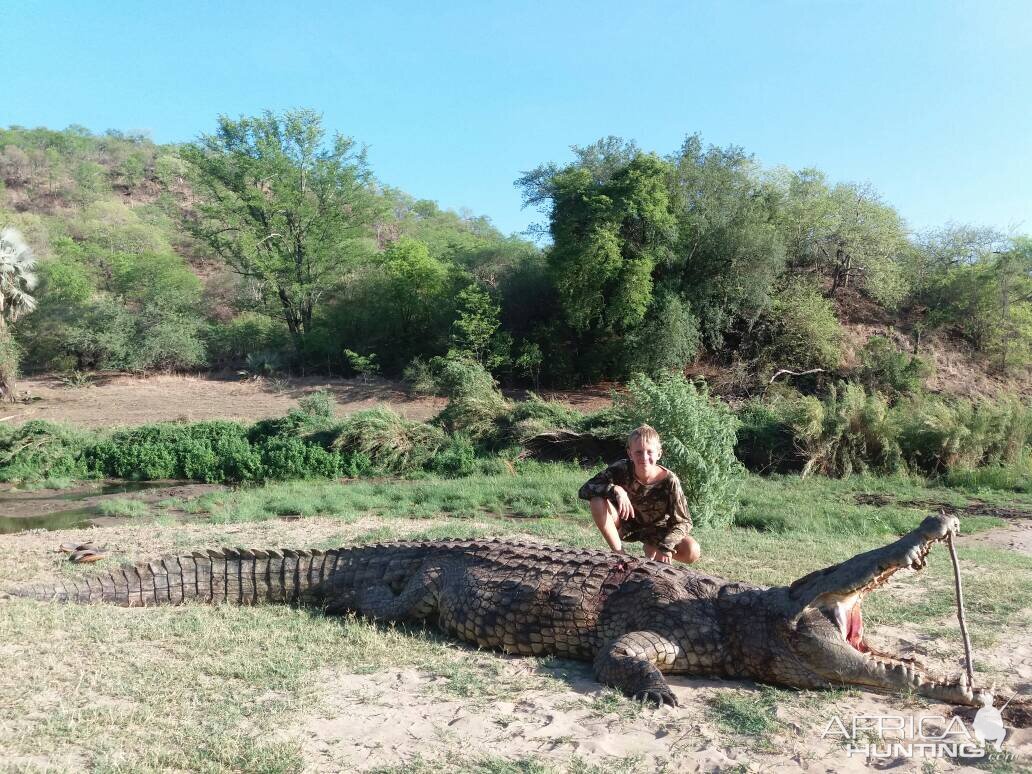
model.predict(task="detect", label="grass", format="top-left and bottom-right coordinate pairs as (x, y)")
top-left (2, 467), bottom-right (1031, 771)
top-left (95, 497), bottom-right (151, 517)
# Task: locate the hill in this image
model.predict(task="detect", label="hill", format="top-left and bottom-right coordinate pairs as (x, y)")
top-left (1, 118), bottom-right (1029, 403)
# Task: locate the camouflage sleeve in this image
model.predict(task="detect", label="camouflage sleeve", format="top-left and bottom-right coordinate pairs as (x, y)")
top-left (578, 460), bottom-right (628, 501)
top-left (658, 474), bottom-right (693, 554)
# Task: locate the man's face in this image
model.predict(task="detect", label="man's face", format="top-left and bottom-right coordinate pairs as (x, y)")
top-left (627, 438), bottom-right (661, 472)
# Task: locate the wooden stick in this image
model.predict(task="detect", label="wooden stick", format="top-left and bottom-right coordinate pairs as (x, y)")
top-left (945, 529), bottom-right (976, 688)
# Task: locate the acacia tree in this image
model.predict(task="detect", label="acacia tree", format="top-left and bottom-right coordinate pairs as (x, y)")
top-left (778, 171), bottom-right (910, 306)
top-left (181, 110), bottom-right (380, 355)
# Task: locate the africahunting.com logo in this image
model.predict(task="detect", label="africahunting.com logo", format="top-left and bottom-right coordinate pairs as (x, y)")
top-left (820, 695), bottom-right (1012, 759)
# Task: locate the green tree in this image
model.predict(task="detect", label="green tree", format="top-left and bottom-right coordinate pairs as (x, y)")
top-left (993, 237), bottom-right (1032, 373)
top-left (181, 109), bottom-right (380, 355)
top-left (668, 135), bottom-right (786, 347)
top-left (778, 171), bottom-right (911, 307)
top-left (518, 138), bottom-right (674, 377)
top-left (450, 284), bottom-right (508, 368)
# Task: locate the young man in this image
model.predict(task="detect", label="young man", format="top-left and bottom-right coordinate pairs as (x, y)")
top-left (578, 425), bottom-right (701, 564)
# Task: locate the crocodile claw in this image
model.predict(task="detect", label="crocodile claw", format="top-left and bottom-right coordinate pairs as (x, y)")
top-left (635, 689), bottom-right (678, 707)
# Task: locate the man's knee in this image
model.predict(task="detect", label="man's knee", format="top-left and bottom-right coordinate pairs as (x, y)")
top-left (676, 536), bottom-right (701, 564)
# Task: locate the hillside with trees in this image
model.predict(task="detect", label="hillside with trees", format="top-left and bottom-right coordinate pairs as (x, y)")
top-left (1, 112), bottom-right (1029, 404)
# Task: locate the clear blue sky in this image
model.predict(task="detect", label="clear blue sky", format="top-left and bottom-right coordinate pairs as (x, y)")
top-left (4, 0), bottom-right (1029, 238)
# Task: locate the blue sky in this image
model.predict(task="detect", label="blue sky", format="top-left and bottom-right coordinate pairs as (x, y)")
top-left (4, 0), bottom-right (1029, 237)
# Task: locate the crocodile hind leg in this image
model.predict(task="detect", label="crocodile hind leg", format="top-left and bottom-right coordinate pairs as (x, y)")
top-left (353, 565), bottom-right (440, 622)
top-left (594, 631), bottom-right (681, 706)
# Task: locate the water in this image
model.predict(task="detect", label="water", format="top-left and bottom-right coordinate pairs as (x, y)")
top-left (0, 507), bottom-right (103, 535)
top-left (0, 480), bottom-right (180, 535)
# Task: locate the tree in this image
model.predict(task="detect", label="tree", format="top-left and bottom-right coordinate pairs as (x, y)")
top-left (518, 138), bottom-right (674, 377)
top-left (181, 109), bottom-right (380, 356)
top-left (993, 237), bottom-right (1032, 373)
top-left (777, 171), bottom-right (910, 307)
top-left (668, 135), bottom-right (786, 348)
top-left (450, 284), bottom-right (508, 369)
top-left (0, 227), bottom-right (39, 398)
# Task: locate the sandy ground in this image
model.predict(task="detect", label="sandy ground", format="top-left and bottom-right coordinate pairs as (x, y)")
top-left (1, 514), bottom-right (1029, 772)
top-left (4, 373), bottom-right (615, 429)
top-left (5, 374), bottom-right (450, 427)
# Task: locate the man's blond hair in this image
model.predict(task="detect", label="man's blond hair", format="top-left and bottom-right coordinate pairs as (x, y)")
top-left (627, 424), bottom-right (661, 450)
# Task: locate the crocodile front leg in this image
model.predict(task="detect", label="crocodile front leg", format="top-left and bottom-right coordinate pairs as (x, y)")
top-left (594, 631), bottom-right (681, 706)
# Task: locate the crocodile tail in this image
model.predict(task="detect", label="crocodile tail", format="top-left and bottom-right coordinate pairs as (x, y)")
top-left (8, 548), bottom-right (343, 607)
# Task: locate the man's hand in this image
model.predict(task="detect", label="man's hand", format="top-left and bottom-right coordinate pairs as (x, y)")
top-left (611, 486), bottom-right (634, 521)
top-left (655, 552), bottom-right (673, 564)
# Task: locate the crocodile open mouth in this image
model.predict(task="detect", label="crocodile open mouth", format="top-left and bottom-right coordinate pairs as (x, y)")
top-left (818, 564), bottom-right (905, 655)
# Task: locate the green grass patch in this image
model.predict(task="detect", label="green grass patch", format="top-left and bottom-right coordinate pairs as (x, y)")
top-left (95, 497), bottom-right (151, 517)
top-left (707, 687), bottom-right (781, 737)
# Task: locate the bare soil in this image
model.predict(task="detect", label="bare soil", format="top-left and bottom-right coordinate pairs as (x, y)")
top-left (4, 373), bottom-right (615, 429)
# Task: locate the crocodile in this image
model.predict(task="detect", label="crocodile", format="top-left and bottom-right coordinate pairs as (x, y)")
top-left (7, 512), bottom-right (986, 707)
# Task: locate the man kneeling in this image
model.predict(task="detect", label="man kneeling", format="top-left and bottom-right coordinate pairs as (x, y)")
top-left (578, 425), bottom-right (701, 564)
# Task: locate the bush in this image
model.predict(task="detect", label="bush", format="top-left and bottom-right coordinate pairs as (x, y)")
top-left (255, 437), bottom-right (341, 480)
top-left (328, 406), bottom-right (446, 474)
top-left (484, 394), bottom-right (585, 450)
top-left (623, 291), bottom-right (702, 377)
top-left (857, 336), bottom-right (932, 397)
top-left (428, 433), bottom-right (478, 477)
top-left (205, 313), bottom-right (288, 370)
top-left (606, 372), bottom-right (744, 529)
top-left (785, 383), bottom-right (902, 477)
top-left (180, 421), bottom-right (261, 482)
top-left (297, 390), bottom-right (336, 420)
top-left (423, 355), bottom-right (512, 438)
top-left (756, 282), bottom-right (843, 373)
top-left (896, 394), bottom-right (1032, 474)
top-left (88, 421), bottom-right (263, 482)
top-left (734, 400), bottom-right (800, 473)
top-left (0, 420), bottom-right (98, 482)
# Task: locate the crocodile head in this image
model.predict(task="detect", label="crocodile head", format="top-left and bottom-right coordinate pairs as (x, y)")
top-left (733, 513), bottom-right (989, 706)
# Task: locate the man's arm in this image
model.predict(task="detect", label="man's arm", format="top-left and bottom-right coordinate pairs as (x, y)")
top-left (578, 461), bottom-right (624, 501)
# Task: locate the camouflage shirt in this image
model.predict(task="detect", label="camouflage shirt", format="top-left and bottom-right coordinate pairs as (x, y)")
top-left (578, 459), bottom-right (692, 553)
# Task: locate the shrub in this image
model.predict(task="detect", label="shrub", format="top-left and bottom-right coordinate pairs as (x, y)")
top-left (484, 394), bottom-right (585, 450)
top-left (756, 282), bottom-right (843, 373)
top-left (785, 383), bottom-right (902, 477)
top-left (297, 390), bottom-right (336, 420)
top-left (0, 420), bottom-right (98, 482)
top-left (734, 400), bottom-right (800, 473)
top-left (181, 421), bottom-right (261, 482)
top-left (91, 424), bottom-right (183, 479)
top-left (623, 290), bottom-right (702, 378)
top-left (896, 394), bottom-right (1032, 474)
top-left (205, 313), bottom-right (288, 370)
top-left (428, 433), bottom-right (478, 477)
top-left (606, 372), bottom-right (744, 529)
top-left (328, 406), bottom-right (447, 474)
top-left (423, 355), bottom-right (512, 438)
top-left (857, 336), bottom-right (932, 397)
top-left (256, 436), bottom-right (342, 480)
